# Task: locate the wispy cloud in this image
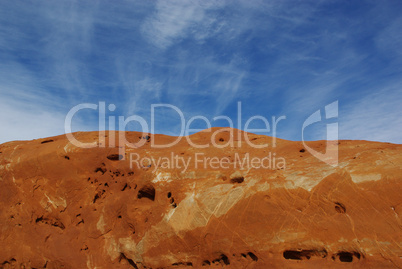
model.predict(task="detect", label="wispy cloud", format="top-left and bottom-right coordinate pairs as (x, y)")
top-left (340, 82), bottom-right (402, 143)
top-left (141, 0), bottom-right (223, 49)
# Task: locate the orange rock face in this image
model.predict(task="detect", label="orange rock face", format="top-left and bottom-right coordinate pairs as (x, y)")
top-left (0, 128), bottom-right (401, 268)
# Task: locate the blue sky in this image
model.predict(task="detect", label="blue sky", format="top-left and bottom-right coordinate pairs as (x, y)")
top-left (0, 0), bottom-right (401, 143)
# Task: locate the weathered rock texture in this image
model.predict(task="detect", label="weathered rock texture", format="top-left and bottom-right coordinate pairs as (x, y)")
top-left (0, 128), bottom-right (401, 268)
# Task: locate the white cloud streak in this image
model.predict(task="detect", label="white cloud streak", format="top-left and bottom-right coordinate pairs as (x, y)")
top-left (141, 0), bottom-right (223, 49)
top-left (340, 83), bottom-right (402, 143)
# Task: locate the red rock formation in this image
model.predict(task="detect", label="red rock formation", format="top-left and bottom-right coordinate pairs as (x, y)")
top-left (0, 128), bottom-right (401, 268)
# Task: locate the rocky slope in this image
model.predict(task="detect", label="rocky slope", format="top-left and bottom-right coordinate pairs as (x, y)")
top-left (0, 128), bottom-right (401, 268)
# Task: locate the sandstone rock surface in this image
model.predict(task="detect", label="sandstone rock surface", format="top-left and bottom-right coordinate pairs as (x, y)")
top-left (0, 128), bottom-right (401, 268)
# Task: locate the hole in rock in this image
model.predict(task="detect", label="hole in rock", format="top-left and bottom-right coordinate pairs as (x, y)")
top-left (41, 139), bottom-right (54, 144)
top-left (335, 202), bottom-right (346, 213)
top-left (212, 254), bottom-right (230, 265)
top-left (172, 262), bottom-right (193, 266)
top-left (167, 192), bottom-right (172, 198)
top-left (137, 185), bottom-right (155, 201)
top-left (121, 183), bottom-right (129, 191)
top-left (219, 138), bottom-right (224, 142)
top-left (107, 154), bottom-right (123, 161)
top-left (230, 176), bottom-right (244, 184)
top-left (35, 216), bottom-right (65, 230)
top-left (94, 167), bottom-right (106, 174)
top-left (339, 253), bottom-right (353, 262)
top-left (283, 250), bottom-right (303, 260)
top-left (202, 260), bottom-right (210, 266)
top-left (51, 220), bottom-right (65, 230)
top-left (64, 156), bottom-right (70, 160)
top-left (93, 194), bottom-right (100, 203)
top-left (335, 251), bottom-right (361, 262)
top-left (93, 190), bottom-right (105, 203)
top-left (299, 149), bottom-right (305, 153)
top-left (283, 249), bottom-right (327, 260)
top-left (2, 258), bottom-right (16, 266)
top-left (247, 252), bottom-right (258, 261)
